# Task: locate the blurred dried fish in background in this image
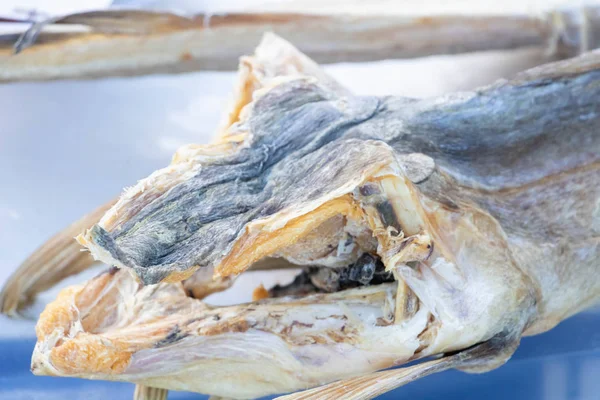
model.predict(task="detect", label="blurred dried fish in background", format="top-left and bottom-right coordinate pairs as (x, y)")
top-left (0, 1), bottom-right (599, 81)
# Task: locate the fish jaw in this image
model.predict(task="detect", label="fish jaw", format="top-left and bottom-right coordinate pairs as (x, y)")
top-left (29, 269), bottom-right (524, 399)
top-left (32, 162), bottom-right (537, 398)
top-left (30, 269), bottom-right (428, 398)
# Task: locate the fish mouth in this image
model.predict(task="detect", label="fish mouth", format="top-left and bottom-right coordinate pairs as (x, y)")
top-left (214, 170), bottom-right (443, 328)
top-left (31, 34), bottom-right (537, 398)
top-left (31, 269), bottom-right (430, 398)
top-left (31, 165), bottom-right (526, 399)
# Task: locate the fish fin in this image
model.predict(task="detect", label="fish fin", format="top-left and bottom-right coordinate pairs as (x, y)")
top-left (0, 198), bottom-right (116, 316)
top-left (276, 335), bottom-right (519, 400)
top-left (216, 32), bottom-right (348, 140)
top-left (275, 357), bottom-right (457, 400)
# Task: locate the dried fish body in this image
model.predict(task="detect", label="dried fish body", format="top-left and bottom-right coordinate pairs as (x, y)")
top-left (3, 3), bottom-right (600, 82)
top-left (31, 34), bottom-right (600, 399)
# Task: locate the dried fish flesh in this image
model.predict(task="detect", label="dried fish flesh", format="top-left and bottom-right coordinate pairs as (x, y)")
top-left (26, 34), bottom-right (600, 399)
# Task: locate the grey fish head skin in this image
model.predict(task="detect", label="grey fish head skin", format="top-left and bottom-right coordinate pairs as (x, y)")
top-left (84, 83), bottom-right (382, 283)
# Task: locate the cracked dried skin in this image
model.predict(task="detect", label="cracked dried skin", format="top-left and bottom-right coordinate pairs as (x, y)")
top-left (37, 35), bottom-right (600, 398)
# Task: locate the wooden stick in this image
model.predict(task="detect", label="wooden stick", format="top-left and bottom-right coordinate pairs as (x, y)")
top-left (133, 384), bottom-right (168, 400)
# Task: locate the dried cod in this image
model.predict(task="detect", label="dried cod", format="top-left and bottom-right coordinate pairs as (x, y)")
top-left (2, 2), bottom-right (600, 82)
top-left (12, 34), bottom-right (600, 399)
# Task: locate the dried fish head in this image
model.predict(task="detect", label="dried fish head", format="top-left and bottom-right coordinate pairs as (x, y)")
top-left (33, 34), bottom-right (599, 398)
